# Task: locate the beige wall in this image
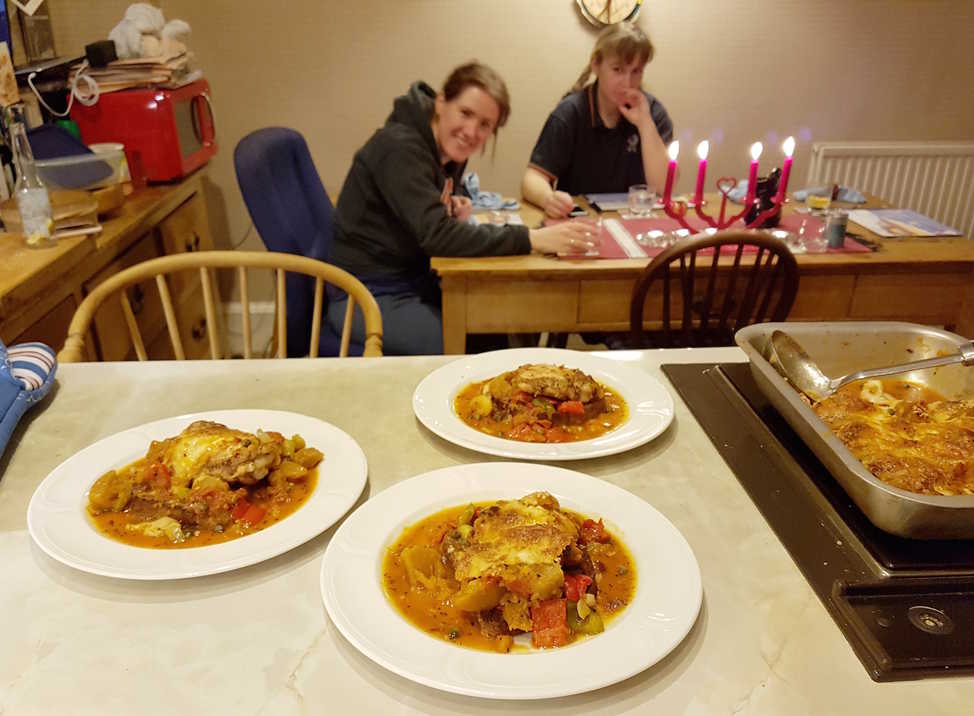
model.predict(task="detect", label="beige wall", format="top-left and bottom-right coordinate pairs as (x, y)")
top-left (41, 0), bottom-right (974, 253)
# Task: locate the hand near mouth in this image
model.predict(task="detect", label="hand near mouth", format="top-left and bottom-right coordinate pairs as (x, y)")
top-left (618, 89), bottom-right (652, 129)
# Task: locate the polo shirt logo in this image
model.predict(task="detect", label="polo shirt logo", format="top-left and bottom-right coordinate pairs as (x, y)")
top-left (626, 134), bottom-right (639, 153)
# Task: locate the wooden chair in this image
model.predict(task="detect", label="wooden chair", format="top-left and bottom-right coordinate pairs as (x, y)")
top-left (629, 231), bottom-right (799, 348)
top-left (58, 251), bottom-right (383, 362)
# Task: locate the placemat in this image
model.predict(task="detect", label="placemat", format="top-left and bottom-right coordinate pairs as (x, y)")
top-left (555, 215), bottom-right (871, 259)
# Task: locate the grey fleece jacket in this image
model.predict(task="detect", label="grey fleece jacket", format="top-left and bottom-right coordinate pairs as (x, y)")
top-left (331, 81), bottom-right (531, 284)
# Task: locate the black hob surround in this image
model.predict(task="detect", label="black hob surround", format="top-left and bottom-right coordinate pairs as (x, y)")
top-left (662, 362), bottom-right (974, 682)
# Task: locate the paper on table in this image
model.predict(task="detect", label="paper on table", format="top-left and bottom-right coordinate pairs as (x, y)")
top-left (473, 212), bottom-right (524, 226)
top-left (848, 209), bottom-right (962, 238)
top-left (585, 193), bottom-right (698, 212)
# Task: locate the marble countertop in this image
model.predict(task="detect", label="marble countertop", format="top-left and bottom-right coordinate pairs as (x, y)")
top-left (1, 349), bottom-right (971, 714)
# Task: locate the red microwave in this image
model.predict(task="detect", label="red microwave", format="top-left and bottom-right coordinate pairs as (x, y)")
top-left (71, 79), bottom-right (217, 182)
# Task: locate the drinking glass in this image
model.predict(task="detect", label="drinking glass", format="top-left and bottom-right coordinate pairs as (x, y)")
top-left (577, 214), bottom-right (602, 251)
top-left (628, 184), bottom-right (656, 217)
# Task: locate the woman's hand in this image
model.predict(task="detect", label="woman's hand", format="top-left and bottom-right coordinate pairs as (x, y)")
top-left (618, 89), bottom-right (654, 131)
top-left (450, 195), bottom-right (473, 222)
top-left (542, 190), bottom-right (575, 219)
top-left (529, 219), bottom-right (601, 255)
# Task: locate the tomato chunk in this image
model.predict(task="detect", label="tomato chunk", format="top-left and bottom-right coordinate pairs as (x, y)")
top-left (531, 598), bottom-right (572, 648)
top-left (241, 504), bottom-right (266, 526)
top-left (557, 400), bottom-right (585, 415)
top-left (143, 462), bottom-right (171, 489)
top-left (231, 498), bottom-right (251, 521)
top-left (580, 518), bottom-right (610, 544)
top-left (563, 573), bottom-right (593, 601)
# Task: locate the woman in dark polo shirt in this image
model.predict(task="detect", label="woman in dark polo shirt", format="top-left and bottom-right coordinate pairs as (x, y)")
top-left (521, 23), bottom-right (674, 219)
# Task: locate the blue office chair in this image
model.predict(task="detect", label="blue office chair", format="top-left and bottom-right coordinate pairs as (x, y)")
top-left (234, 127), bottom-right (363, 356)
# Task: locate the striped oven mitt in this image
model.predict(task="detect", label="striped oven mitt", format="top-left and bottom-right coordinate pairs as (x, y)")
top-left (0, 340), bottom-right (57, 459)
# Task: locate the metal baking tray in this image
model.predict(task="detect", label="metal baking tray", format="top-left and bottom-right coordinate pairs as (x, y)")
top-left (735, 322), bottom-right (974, 539)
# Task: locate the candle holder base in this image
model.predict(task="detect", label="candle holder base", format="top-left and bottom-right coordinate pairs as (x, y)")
top-left (744, 169), bottom-right (782, 228)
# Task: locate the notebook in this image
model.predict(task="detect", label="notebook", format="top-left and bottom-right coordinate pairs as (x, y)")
top-left (848, 209), bottom-right (962, 238)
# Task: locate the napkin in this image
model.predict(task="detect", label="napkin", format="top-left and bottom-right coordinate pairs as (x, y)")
top-left (793, 185), bottom-right (866, 203)
top-left (0, 340), bottom-right (57, 461)
top-left (462, 172), bottom-right (520, 211)
top-left (725, 180), bottom-right (867, 204)
top-left (725, 179), bottom-right (750, 204)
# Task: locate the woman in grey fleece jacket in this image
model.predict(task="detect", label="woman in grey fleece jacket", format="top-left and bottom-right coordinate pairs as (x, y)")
top-left (328, 62), bottom-right (597, 355)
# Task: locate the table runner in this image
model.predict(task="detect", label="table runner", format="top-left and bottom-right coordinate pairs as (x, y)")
top-left (556, 215), bottom-right (871, 259)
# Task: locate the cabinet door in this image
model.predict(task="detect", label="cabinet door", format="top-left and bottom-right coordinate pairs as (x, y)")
top-left (146, 283), bottom-right (214, 360)
top-left (10, 294), bottom-right (80, 355)
top-left (157, 194), bottom-right (216, 302)
top-left (83, 233), bottom-right (165, 361)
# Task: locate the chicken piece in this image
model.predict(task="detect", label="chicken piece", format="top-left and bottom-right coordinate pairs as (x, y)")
top-left (508, 364), bottom-right (604, 404)
top-left (499, 592), bottom-right (533, 633)
top-left (150, 421), bottom-right (284, 488)
top-left (445, 492), bottom-right (577, 600)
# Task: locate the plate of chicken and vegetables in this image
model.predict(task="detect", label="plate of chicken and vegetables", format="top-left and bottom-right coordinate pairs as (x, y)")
top-left (27, 410), bottom-right (367, 580)
top-left (412, 348), bottom-right (674, 460)
top-left (320, 462), bottom-right (702, 699)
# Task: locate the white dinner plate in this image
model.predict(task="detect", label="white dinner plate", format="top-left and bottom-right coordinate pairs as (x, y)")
top-left (320, 462), bottom-right (702, 700)
top-left (412, 348), bottom-right (674, 460)
top-left (27, 409), bottom-right (367, 580)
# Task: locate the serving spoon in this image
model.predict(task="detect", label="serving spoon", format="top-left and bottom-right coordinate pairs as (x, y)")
top-left (768, 329), bottom-right (974, 402)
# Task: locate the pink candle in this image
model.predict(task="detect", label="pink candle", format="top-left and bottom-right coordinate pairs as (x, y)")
top-left (694, 140), bottom-right (709, 205)
top-left (775, 136), bottom-right (795, 205)
top-left (745, 141), bottom-right (762, 208)
top-left (663, 141), bottom-right (679, 204)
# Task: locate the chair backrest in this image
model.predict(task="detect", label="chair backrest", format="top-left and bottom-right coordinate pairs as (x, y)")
top-left (58, 251), bottom-right (383, 362)
top-left (234, 127), bottom-right (340, 356)
top-left (629, 230), bottom-right (799, 348)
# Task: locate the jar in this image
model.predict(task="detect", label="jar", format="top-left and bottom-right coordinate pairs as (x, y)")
top-left (823, 210), bottom-right (848, 249)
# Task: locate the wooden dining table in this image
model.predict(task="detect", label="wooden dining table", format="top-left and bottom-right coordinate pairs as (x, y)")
top-left (432, 196), bottom-right (974, 353)
top-left (3, 351), bottom-right (973, 714)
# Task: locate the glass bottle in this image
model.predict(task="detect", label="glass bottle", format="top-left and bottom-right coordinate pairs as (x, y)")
top-left (7, 106), bottom-right (54, 248)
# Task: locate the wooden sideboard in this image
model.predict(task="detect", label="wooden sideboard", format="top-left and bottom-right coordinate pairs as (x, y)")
top-left (0, 173), bottom-right (216, 360)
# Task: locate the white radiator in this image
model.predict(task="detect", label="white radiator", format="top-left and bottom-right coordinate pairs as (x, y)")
top-left (805, 141), bottom-right (974, 237)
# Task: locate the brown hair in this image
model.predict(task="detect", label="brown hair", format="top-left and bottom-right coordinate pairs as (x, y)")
top-left (442, 61), bottom-right (511, 131)
top-left (569, 22), bottom-right (654, 94)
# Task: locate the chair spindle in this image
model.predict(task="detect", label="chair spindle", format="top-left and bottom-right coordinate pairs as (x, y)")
top-left (156, 274), bottom-right (185, 359)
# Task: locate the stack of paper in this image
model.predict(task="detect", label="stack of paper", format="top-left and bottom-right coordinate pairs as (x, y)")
top-left (73, 53), bottom-right (193, 93)
top-left (848, 209), bottom-right (962, 238)
top-left (1, 190), bottom-right (101, 239)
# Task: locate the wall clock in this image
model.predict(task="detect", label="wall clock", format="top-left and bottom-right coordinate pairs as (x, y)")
top-left (576, 0), bottom-right (642, 26)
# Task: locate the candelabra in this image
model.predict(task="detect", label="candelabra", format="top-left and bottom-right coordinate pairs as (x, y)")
top-left (660, 137), bottom-right (795, 233)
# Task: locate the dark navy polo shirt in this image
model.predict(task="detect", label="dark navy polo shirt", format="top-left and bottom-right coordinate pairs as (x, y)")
top-left (528, 82), bottom-right (674, 196)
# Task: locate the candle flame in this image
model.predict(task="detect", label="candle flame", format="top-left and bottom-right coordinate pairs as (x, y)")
top-left (750, 142), bottom-right (763, 161)
top-left (668, 141), bottom-right (680, 161)
top-left (696, 140), bottom-right (709, 161)
top-left (782, 136), bottom-right (796, 157)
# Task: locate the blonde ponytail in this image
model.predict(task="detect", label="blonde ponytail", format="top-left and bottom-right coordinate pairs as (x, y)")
top-left (570, 65), bottom-right (593, 94)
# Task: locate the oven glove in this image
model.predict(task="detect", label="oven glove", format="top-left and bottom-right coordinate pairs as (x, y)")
top-left (0, 340), bottom-right (57, 461)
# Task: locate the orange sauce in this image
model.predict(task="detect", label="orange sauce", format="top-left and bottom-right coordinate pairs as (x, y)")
top-left (382, 502), bottom-right (636, 652)
top-left (454, 382), bottom-right (628, 443)
top-left (89, 470), bottom-right (318, 549)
